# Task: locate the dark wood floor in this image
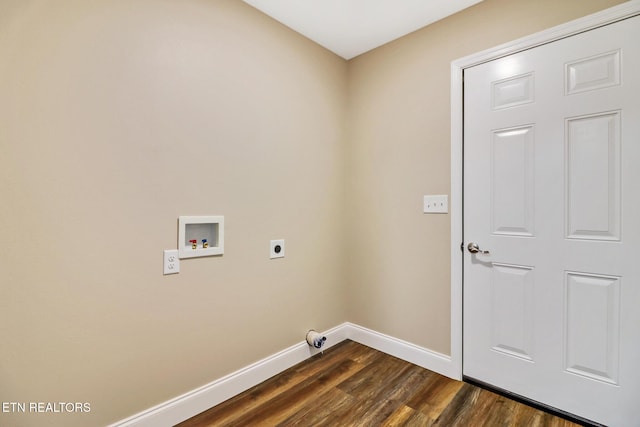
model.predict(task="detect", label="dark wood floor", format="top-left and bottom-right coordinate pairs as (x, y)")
top-left (177, 340), bottom-right (580, 426)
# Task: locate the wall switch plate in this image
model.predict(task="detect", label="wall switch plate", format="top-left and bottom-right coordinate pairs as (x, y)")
top-left (424, 195), bottom-right (448, 213)
top-left (163, 249), bottom-right (180, 275)
top-left (270, 239), bottom-right (285, 259)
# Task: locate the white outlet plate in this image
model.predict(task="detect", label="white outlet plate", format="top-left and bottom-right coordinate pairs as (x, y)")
top-left (163, 249), bottom-right (180, 275)
top-left (270, 239), bottom-right (285, 259)
top-left (424, 195), bottom-right (448, 213)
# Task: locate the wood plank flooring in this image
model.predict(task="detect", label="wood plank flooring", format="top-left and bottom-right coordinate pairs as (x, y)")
top-left (177, 340), bottom-right (580, 427)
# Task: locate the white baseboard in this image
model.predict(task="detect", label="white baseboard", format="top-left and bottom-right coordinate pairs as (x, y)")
top-left (344, 322), bottom-right (456, 379)
top-left (110, 322), bottom-right (454, 427)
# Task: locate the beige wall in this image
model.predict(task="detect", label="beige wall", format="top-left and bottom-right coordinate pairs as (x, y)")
top-left (345, 0), bottom-right (626, 355)
top-left (0, 1), bottom-right (348, 426)
top-left (0, 0), bottom-right (627, 426)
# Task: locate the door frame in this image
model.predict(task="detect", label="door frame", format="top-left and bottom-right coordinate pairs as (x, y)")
top-left (449, 0), bottom-right (640, 380)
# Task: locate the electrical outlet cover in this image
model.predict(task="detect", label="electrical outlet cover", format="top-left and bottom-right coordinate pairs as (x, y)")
top-left (270, 239), bottom-right (285, 259)
top-left (163, 249), bottom-right (180, 275)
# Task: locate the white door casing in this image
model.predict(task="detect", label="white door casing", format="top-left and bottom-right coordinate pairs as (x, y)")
top-left (460, 12), bottom-right (639, 427)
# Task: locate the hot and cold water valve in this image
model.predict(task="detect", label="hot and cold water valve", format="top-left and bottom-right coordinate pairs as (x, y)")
top-left (190, 239), bottom-right (208, 249)
top-left (178, 216), bottom-right (224, 258)
top-left (306, 330), bottom-right (327, 349)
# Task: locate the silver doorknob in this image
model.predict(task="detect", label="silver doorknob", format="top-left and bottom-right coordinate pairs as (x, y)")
top-left (467, 242), bottom-right (490, 254)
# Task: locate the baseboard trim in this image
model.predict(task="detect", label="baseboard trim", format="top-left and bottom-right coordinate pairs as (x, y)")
top-left (110, 323), bottom-right (454, 426)
top-left (345, 323), bottom-right (455, 379)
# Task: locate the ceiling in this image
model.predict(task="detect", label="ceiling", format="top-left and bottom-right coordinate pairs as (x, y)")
top-left (242, 0), bottom-right (483, 60)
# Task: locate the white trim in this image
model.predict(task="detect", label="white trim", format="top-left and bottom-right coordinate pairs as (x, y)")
top-left (345, 323), bottom-right (455, 378)
top-left (109, 322), bottom-right (455, 426)
top-left (450, 0), bottom-right (640, 382)
top-left (450, 61), bottom-right (464, 381)
top-left (109, 324), bottom-right (349, 427)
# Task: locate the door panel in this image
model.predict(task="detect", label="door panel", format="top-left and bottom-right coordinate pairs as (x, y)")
top-left (491, 125), bottom-right (535, 236)
top-left (565, 50), bottom-right (620, 95)
top-left (490, 263), bottom-right (535, 361)
top-left (564, 271), bottom-right (620, 385)
top-left (463, 14), bottom-right (640, 427)
top-left (566, 111), bottom-right (621, 240)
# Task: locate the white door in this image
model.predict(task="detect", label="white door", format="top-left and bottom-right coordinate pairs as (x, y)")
top-left (463, 15), bottom-right (640, 427)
